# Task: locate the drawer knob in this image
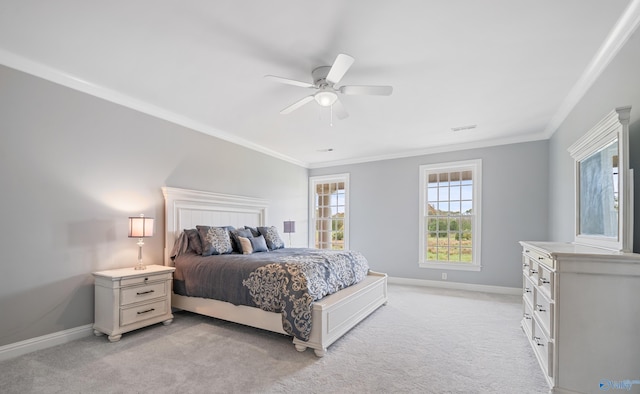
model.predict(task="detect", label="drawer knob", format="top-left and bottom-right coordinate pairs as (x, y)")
top-left (136, 290), bottom-right (155, 296)
top-left (536, 304), bottom-right (546, 312)
top-left (524, 288), bottom-right (531, 293)
top-left (538, 257), bottom-right (544, 260)
top-left (540, 278), bottom-right (550, 284)
top-left (137, 308), bottom-right (155, 315)
top-left (529, 269), bottom-right (538, 275)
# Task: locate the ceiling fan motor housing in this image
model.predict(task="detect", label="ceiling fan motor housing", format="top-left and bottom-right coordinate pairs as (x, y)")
top-left (312, 66), bottom-right (333, 88)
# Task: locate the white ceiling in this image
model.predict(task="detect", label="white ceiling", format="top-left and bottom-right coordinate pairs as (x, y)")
top-left (1, 1), bottom-right (639, 168)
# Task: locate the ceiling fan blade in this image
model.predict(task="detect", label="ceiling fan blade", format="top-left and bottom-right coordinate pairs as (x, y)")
top-left (332, 99), bottom-right (349, 120)
top-left (280, 96), bottom-right (315, 114)
top-left (326, 54), bottom-right (355, 85)
top-left (339, 85), bottom-right (393, 96)
top-left (265, 75), bottom-right (315, 88)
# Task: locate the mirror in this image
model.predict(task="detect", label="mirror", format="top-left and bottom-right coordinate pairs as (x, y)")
top-left (568, 106), bottom-right (633, 252)
top-left (578, 140), bottom-right (618, 238)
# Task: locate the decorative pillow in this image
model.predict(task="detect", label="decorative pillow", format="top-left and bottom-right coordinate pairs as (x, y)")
top-left (196, 225), bottom-right (233, 256)
top-left (250, 235), bottom-right (269, 253)
top-left (230, 228), bottom-right (254, 253)
top-left (257, 226), bottom-right (285, 250)
top-left (244, 226), bottom-right (260, 237)
top-left (237, 236), bottom-right (253, 254)
top-left (184, 229), bottom-right (203, 255)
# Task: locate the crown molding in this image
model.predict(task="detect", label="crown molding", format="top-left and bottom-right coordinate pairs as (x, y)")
top-left (543, 0), bottom-right (640, 137)
top-left (0, 49), bottom-right (308, 168)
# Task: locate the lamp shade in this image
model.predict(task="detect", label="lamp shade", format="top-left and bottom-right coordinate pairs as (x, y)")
top-left (128, 215), bottom-right (154, 238)
top-left (283, 221), bottom-right (296, 234)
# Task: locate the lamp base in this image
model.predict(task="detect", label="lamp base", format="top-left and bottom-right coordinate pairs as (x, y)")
top-left (134, 262), bottom-right (146, 270)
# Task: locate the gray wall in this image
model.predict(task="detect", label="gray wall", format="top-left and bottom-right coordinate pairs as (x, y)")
top-left (548, 28), bottom-right (640, 252)
top-left (0, 65), bottom-right (309, 346)
top-left (310, 140), bottom-right (549, 288)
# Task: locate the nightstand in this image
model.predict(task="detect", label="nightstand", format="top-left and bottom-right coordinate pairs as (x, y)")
top-left (93, 264), bottom-right (175, 342)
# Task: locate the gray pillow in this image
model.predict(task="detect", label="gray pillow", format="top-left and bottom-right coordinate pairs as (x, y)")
top-left (250, 235), bottom-right (269, 253)
top-left (230, 228), bottom-right (253, 253)
top-left (257, 226), bottom-right (285, 250)
top-left (196, 225), bottom-right (233, 256)
top-left (184, 229), bottom-right (203, 255)
top-left (244, 226), bottom-right (260, 237)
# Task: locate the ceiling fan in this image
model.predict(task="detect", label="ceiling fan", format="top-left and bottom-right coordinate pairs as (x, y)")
top-left (265, 54), bottom-right (393, 120)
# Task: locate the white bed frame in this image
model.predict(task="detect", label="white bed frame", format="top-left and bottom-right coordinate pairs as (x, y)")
top-left (162, 187), bottom-right (388, 357)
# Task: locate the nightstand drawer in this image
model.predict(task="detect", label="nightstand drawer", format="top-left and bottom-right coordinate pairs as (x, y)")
top-left (120, 272), bottom-right (172, 287)
top-left (120, 282), bottom-right (167, 306)
top-left (120, 299), bottom-right (168, 326)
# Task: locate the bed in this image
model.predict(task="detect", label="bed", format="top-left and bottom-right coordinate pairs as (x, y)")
top-left (162, 187), bottom-right (388, 357)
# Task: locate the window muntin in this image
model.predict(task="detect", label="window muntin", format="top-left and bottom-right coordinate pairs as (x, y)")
top-left (420, 160), bottom-right (481, 271)
top-left (310, 174), bottom-right (349, 250)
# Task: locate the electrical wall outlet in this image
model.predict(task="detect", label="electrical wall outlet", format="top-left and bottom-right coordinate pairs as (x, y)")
top-left (442, 273), bottom-right (447, 280)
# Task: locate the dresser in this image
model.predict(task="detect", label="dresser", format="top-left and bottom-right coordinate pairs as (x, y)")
top-left (93, 265), bottom-right (175, 342)
top-left (520, 241), bottom-right (640, 393)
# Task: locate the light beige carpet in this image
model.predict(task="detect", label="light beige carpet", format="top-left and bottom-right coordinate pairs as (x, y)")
top-left (0, 284), bottom-right (548, 393)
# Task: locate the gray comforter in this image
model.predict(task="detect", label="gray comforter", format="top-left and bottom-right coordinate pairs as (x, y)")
top-left (173, 248), bottom-right (370, 341)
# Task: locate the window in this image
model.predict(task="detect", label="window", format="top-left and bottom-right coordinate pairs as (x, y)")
top-left (309, 174), bottom-right (349, 250)
top-left (419, 160), bottom-right (481, 271)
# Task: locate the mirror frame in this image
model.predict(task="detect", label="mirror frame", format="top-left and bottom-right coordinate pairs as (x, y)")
top-left (568, 106), bottom-right (633, 252)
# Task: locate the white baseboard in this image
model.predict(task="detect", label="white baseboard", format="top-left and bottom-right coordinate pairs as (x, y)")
top-left (0, 279), bottom-right (518, 362)
top-left (388, 276), bottom-right (521, 295)
top-left (0, 324), bottom-right (94, 362)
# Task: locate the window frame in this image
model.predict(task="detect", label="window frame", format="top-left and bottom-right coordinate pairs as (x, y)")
top-left (309, 173), bottom-right (350, 250)
top-left (419, 159), bottom-right (482, 271)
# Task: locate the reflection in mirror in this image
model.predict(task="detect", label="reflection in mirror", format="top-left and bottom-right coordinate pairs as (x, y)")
top-left (578, 140), bottom-right (618, 237)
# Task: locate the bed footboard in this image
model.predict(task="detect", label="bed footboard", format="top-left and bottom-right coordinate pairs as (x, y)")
top-left (172, 271), bottom-right (387, 357)
top-left (293, 270), bottom-right (388, 357)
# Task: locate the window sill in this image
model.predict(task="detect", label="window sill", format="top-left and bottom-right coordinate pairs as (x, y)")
top-left (419, 262), bottom-right (481, 271)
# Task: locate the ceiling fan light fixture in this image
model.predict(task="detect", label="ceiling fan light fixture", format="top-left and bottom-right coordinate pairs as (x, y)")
top-left (314, 91), bottom-right (338, 107)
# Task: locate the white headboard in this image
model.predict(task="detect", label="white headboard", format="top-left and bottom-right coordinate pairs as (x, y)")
top-left (162, 187), bottom-right (268, 266)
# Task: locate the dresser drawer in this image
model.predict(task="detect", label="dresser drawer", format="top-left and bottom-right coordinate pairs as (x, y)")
top-left (120, 299), bottom-right (169, 326)
top-left (523, 247), bottom-right (554, 270)
top-left (537, 265), bottom-right (554, 299)
top-left (120, 282), bottom-right (167, 306)
top-left (522, 299), bottom-right (534, 338)
top-left (120, 272), bottom-right (172, 287)
top-left (522, 254), bottom-right (533, 274)
top-left (534, 291), bottom-right (553, 337)
top-left (532, 319), bottom-right (553, 378)
top-left (523, 274), bottom-right (535, 306)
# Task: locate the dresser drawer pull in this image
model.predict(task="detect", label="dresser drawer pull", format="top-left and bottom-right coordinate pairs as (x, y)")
top-left (538, 257), bottom-right (545, 260)
top-left (533, 336), bottom-right (545, 347)
top-left (540, 278), bottom-right (550, 284)
top-left (137, 308), bottom-right (155, 315)
top-left (529, 269), bottom-right (538, 275)
top-left (525, 250), bottom-right (530, 253)
top-left (523, 262), bottom-right (530, 268)
top-left (524, 287), bottom-right (532, 293)
top-left (136, 290), bottom-right (155, 296)
top-left (524, 313), bottom-right (532, 320)
top-left (536, 304), bottom-right (546, 312)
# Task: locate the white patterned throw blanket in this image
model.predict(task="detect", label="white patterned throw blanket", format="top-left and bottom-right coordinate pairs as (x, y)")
top-left (173, 248), bottom-right (370, 341)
